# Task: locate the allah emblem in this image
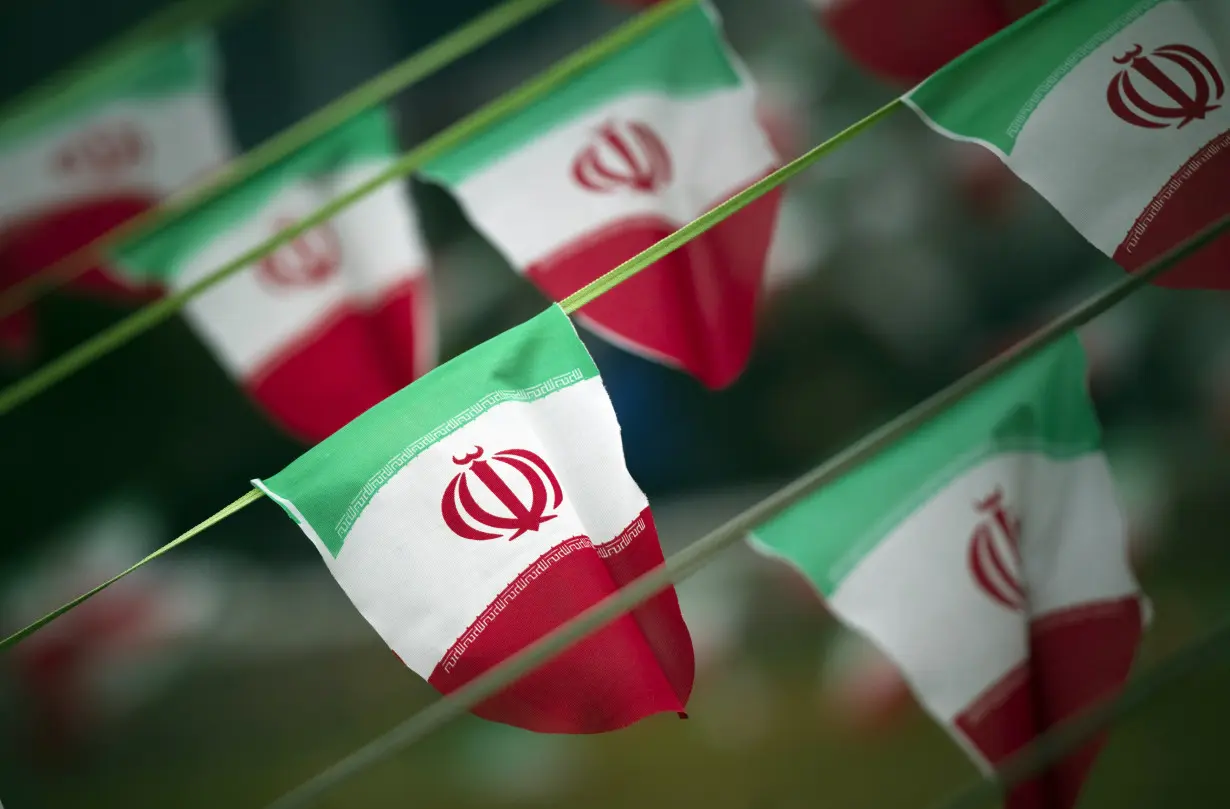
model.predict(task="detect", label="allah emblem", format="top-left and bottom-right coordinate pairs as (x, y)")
top-left (966, 487), bottom-right (1026, 612)
top-left (571, 120), bottom-right (672, 193)
top-left (1107, 43), bottom-right (1224, 129)
top-left (257, 218), bottom-right (342, 288)
top-left (53, 123), bottom-right (147, 176)
top-left (441, 446), bottom-right (564, 541)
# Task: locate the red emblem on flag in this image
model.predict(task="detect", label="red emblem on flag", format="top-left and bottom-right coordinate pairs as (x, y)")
top-left (1107, 43), bottom-right (1224, 130)
top-left (441, 446), bottom-right (564, 541)
top-left (52, 123), bottom-right (147, 176)
top-left (571, 120), bottom-right (672, 193)
top-left (967, 487), bottom-right (1026, 611)
top-left (257, 218), bottom-right (342, 288)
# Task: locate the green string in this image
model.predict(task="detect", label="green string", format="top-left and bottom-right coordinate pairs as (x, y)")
top-left (0, 489), bottom-right (262, 650)
top-left (259, 212), bottom-right (1230, 809)
top-left (0, 0), bottom-right (568, 320)
top-left (0, 0), bottom-right (697, 418)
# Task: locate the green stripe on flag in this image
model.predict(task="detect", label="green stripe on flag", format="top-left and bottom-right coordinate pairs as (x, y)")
top-left (906, 0), bottom-right (1163, 155)
top-left (257, 305), bottom-right (601, 557)
top-left (0, 29), bottom-right (224, 152)
top-left (419, 1), bottom-right (742, 186)
top-left (752, 333), bottom-right (1102, 597)
top-left (111, 105), bottom-right (399, 283)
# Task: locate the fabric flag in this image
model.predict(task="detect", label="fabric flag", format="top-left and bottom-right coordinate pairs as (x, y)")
top-left (0, 28), bottom-right (235, 358)
top-left (906, 0), bottom-right (1230, 289)
top-left (750, 332), bottom-right (1146, 809)
top-left (814, 0), bottom-right (1042, 86)
top-left (253, 305), bottom-right (694, 732)
top-left (112, 106), bottom-right (434, 443)
top-left (420, 1), bottom-right (781, 390)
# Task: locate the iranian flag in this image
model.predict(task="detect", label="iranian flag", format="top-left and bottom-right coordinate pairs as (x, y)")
top-left (112, 106), bottom-right (434, 444)
top-left (419, 1), bottom-right (781, 390)
top-left (253, 305), bottom-right (694, 732)
top-left (750, 333), bottom-right (1146, 809)
top-left (0, 28), bottom-right (235, 358)
top-left (906, 0), bottom-right (1230, 288)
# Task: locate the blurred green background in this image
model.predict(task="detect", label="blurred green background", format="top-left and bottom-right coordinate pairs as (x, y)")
top-left (2, 0), bottom-right (1230, 807)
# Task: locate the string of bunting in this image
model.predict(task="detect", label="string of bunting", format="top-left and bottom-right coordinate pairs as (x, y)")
top-left (7, 3), bottom-right (1230, 801)
top-left (256, 211), bottom-right (1230, 809)
top-left (4, 3), bottom-right (1228, 807)
top-left (0, 0), bottom-right (726, 418)
top-left (0, 0), bottom-right (568, 319)
top-left (2, 0), bottom-right (1226, 667)
top-left (0, 85), bottom-right (906, 650)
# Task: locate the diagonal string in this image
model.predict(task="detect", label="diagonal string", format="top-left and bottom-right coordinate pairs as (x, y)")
top-left (259, 214), bottom-right (1230, 809)
top-left (0, 489), bottom-right (261, 650)
top-left (0, 0), bottom-right (257, 128)
top-left (924, 610), bottom-right (1230, 809)
top-left (0, 0), bottom-right (568, 321)
top-left (0, 0), bottom-right (699, 418)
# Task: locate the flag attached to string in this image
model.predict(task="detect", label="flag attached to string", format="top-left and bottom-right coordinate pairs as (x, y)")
top-left (814, 0), bottom-right (1042, 86)
top-left (0, 28), bottom-right (236, 359)
top-left (112, 106), bottom-right (434, 444)
top-left (254, 305), bottom-right (694, 733)
top-left (749, 333), bottom-right (1146, 809)
top-left (420, 1), bottom-right (781, 390)
top-left (906, 0), bottom-right (1230, 288)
